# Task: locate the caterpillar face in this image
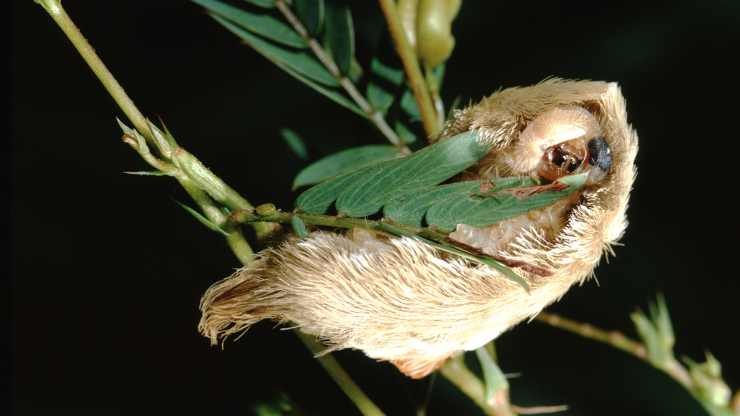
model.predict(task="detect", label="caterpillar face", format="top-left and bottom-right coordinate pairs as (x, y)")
top-left (199, 79), bottom-right (638, 379)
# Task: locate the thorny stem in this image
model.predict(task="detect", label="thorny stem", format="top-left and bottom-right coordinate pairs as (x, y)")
top-left (378, 0), bottom-right (440, 139)
top-left (297, 332), bottom-right (385, 416)
top-left (274, 0), bottom-right (409, 154)
top-left (37, 1), bottom-right (382, 415)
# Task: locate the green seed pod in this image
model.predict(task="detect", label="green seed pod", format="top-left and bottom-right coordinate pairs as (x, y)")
top-left (416, 0), bottom-right (461, 68)
top-left (255, 203), bottom-right (277, 216)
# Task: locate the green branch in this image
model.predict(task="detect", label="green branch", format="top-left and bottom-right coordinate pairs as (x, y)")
top-left (378, 0), bottom-right (440, 139)
top-left (35, 0), bottom-right (150, 142)
top-left (274, 0), bottom-right (409, 154)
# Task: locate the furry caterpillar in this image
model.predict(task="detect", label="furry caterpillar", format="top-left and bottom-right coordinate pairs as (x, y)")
top-left (199, 79), bottom-right (638, 379)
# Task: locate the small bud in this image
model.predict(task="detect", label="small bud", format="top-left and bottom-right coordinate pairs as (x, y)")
top-left (255, 203), bottom-right (277, 216)
top-left (416, 0), bottom-right (461, 68)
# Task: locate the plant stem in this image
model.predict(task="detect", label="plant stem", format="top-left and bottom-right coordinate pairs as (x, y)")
top-left (535, 312), bottom-right (693, 389)
top-left (296, 332), bottom-right (385, 416)
top-left (274, 0), bottom-right (409, 154)
top-left (35, 0), bottom-right (150, 142)
top-left (180, 179), bottom-right (255, 264)
top-left (378, 0), bottom-right (439, 139)
top-left (424, 66), bottom-right (446, 132)
top-left (535, 312), bottom-right (646, 360)
top-left (229, 209), bottom-right (450, 244)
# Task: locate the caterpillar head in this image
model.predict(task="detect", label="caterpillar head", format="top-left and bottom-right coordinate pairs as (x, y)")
top-left (441, 79), bottom-right (637, 267)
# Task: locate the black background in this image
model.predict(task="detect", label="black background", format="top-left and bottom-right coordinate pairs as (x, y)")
top-left (11, 1), bottom-right (740, 415)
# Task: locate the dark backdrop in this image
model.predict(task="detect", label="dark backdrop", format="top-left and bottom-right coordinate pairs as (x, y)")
top-left (11, 1), bottom-right (740, 415)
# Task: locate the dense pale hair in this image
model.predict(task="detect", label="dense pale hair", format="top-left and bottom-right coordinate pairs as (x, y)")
top-left (199, 79), bottom-right (638, 378)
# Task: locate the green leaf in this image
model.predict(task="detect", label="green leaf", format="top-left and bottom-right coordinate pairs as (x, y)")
top-left (651, 293), bottom-right (675, 350)
top-left (175, 201), bottom-right (230, 237)
top-left (290, 215), bottom-right (309, 238)
top-left (123, 170), bottom-right (170, 176)
top-left (475, 347), bottom-right (509, 404)
top-left (280, 128), bottom-right (308, 160)
top-left (275, 61), bottom-right (362, 116)
top-left (384, 177), bottom-right (531, 228)
top-left (323, 2), bottom-right (355, 75)
top-left (192, 0), bottom-right (306, 48)
top-left (296, 131), bottom-right (489, 216)
top-left (367, 57), bottom-right (404, 114)
top-left (293, 145), bottom-right (401, 189)
top-left (294, 0), bottom-right (324, 36)
top-left (424, 173), bottom-right (588, 232)
top-left (242, 0), bottom-right (275, 9)
top-left (631, 309), bottom-right (667, 367)
top-left (401, 89), bottom-right (421, 121)
top-left (211, 14), bottom-right (338, 86)
top-left (394, 120), bottom-right (418, 144)
top-left (421, 238), bottom-right (529, 291)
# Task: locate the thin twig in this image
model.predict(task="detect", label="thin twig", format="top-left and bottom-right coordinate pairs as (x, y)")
top-left (511, 404), bottom-right (568, 415)
top-left (230, 209), bottom-right (449, 242)
top-left (536, 312), bottom-right (692, 389)
top-left (378, 0), bottom-right (439, 139)
top-left (424, 66), bottom-right (446, 132)
top-left (274, 0), bottom-right (409, 154)
top-left (35, 0), bottom-right (150, 143)
top-left (535, 312), bottom-right (647, 360)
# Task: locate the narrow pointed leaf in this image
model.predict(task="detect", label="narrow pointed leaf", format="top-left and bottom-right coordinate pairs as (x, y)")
top-left (476, 347), bottom-right (509, 404)
top-left (384, 177), bottom-right (531, 228)
top-left (275, 61), bottom-right (362, 116)
top-left (192, 0), bottom-right (306, 48)
top-left (425, 173), bottom-right (588, 232)
top-left (631, 310), bottom-right (667, 366)
top-left (293, 145), bottom-right (401, 189)
top-left (421, 238), bottom-right (529, 291)
top-left (123, 170), bottom-right (170, 176)
top-left (280, 128), bottom-right (309, 160)
top-left (401, 89), bottom-right (421, 121)
top-left (242, 0), bottom-right (275, 8)
top-left (394, 120), bottom-right (418, 144)
top-left (296, 131), bottom-right (489, 215)
top-left (335, 131), bottom-right (488, 217)
top-left (324, 2), bottom-right (355, 75)
top-left (212, 14), bottom-right (338, 86)
top-left (175, 201), bottom-right (230, 237)
top-left (294, 0), bottom-right (324, 36)
top-left (653, 294), bottom-right (675, 349)
top-left (367, 57), bottom-right (404, 114)
top-left (291, 215), bottom-right (309, 238)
